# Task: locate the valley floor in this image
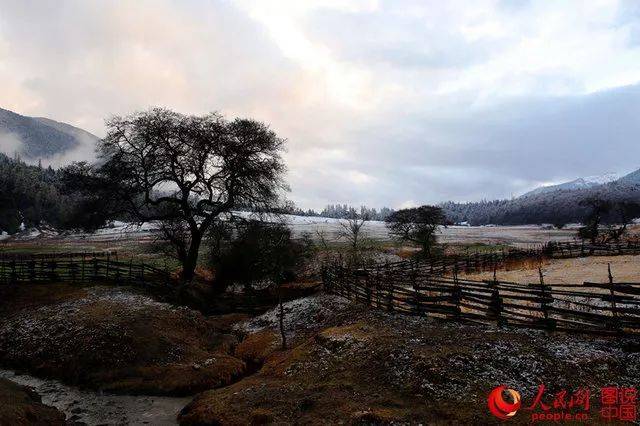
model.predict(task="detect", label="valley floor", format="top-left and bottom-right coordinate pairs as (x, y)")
top-left (1, 282), bottom-right (639, 424)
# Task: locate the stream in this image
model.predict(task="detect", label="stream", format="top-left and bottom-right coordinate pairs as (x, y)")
top-left (0, 369), bottom-right (191, 425)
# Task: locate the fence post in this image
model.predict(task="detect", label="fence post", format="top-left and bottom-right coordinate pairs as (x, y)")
top-left (489, 265), bottom-right (506, 327)
top-left (28, 260), bottom-right (35, 282)
top-left (453, 263), bottom-right (461, 319)
top-left (538, 268), bottom-right (555, 330)
top-left (410, 259), bottom-right (417, 291)
top-left (385, 262), bottom-right (394, 312)
top-left (373, 268), bottom-right (380, 308)
top-left (607, 263), bottom-right (622, 333)
top-left (81, 254), bottom-right (86, 284)
top-left (70, 259), bottom-right (76, 284)
top-left (364, 270), bottom-right (372, 306)
top-left (10, 260), bottom-right (16, 284)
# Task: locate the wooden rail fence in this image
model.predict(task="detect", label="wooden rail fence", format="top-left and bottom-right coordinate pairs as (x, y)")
top-left (323, 241), bottom-right (640, 334)
top-left (0, 252), bottom-right (171, 288)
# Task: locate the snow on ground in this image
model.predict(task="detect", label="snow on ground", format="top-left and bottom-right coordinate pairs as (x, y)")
top-left (235, 293), bottom-right (353, 339)
top-left (0, 212), bottom-right (579, 245)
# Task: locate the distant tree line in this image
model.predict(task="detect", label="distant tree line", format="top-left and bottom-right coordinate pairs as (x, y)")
top-left (272, 202), bottom-right (395, 221)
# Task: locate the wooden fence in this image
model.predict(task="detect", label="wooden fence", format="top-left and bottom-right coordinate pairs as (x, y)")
top-left (359, 241), bottom-right (640, 279)
top-left (0, 253), bottom-right (171, 288)
top-left (323, 241), bottom-right (640, 335)
top-left (324, 264), bottom-right (640, 334)
top-left (0, 251), bottom-right (116, 260)
top-left (545, 240), bottom-right (640, 258)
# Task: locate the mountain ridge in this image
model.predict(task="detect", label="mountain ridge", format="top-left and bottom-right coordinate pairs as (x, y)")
top-left (0, 107), bottom-right (99, 161)
top-left (520, 169), bottom-right (640, 199)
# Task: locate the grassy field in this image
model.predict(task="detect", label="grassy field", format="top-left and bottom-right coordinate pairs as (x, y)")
top-left (461, 254), bottom-right (640, 284)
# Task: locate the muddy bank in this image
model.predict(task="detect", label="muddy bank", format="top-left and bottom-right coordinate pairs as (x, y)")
top-left (0, 376), bottom-right (65, 425)
top-left (0, 284), bottom-right (246, 395)
top-left (1, 370), bottom-right (190, 425)
top-left (180, 294), bottom-right (640, 425)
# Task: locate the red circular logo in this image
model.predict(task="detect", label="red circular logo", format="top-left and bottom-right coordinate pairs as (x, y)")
top-left (488, 385), bottom-right (521, 420)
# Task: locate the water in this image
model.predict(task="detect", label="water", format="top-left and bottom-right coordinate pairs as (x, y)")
top-left (0, 370), bottom-right (191, 425)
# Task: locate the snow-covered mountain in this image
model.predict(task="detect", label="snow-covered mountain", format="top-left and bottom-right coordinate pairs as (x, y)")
top-left (521, 173), bottom-right (621, 198)
top-left (617, 169), bottom-right (640, 186)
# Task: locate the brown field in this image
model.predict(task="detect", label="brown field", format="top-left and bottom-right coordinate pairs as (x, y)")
top-left (462, 254), bottom-right (640, 284)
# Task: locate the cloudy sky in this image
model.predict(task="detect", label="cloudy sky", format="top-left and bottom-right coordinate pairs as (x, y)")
top-left (2, 0), bottom-right (640, 209)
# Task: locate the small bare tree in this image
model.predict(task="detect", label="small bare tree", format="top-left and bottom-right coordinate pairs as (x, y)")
top-left (605, 201), bottom-right (640, 242)
top-left (578, 197), bottom-right (611, 244)
top-left (338, 212), bottom-right (369, 251)
top-left (314, 227), bottom-right (330, 251)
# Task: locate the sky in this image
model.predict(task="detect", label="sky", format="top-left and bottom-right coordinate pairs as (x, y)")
top-left (1, 0), bottom-right (640, 210)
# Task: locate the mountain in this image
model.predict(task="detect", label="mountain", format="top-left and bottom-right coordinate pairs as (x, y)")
top-left (0, 107), bottom-right (99, 161)
top-left (521, 173), bottom-right (620, 198)
top-left (442, 167), bottom-right (640, 225)
top-left (617, 168), bottom-right (640, 186)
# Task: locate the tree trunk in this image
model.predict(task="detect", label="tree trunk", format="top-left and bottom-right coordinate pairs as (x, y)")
top-left (182, 232), bottom-right (203, 282)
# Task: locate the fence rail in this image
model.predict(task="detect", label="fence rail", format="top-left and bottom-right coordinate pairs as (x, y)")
top-left (0, 253), bottom-right (171, 288)
top-left (545, 240), bottom-right (640, 258)
top-left (0, 251), bottom-right (118, 260)
top-left (362, 241), bottom-right (640, 278)
top-left (323, 241), bottom-right (640, 335)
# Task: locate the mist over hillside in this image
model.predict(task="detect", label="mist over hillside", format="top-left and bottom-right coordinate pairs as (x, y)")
top-left (0, 107), bottom-right (99, 165)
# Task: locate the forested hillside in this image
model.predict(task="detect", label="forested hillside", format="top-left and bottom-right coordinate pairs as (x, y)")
top-left (442, 182), bottom-right (640, 225)
top-left (0, 107), bottom-right (99, 160)
top-left (0, 153), bottom-right (106, 234)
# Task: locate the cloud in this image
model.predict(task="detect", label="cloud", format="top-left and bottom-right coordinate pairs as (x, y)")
top-left (0, 131), bottom-right (25, 157)
top-left (38, 132), bottom-right (97, 168)
top-left (1, 0), bottom-right (640, 209)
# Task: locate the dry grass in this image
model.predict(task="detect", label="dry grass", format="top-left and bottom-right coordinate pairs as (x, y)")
top-left (0, 284), bottom-right (247, 395)
top-left (179, 294), bottom-right (640, 425)
top-left (234, 330), bottom-right (280, 365)
top-left (461, 254), bottom-right (640, 284)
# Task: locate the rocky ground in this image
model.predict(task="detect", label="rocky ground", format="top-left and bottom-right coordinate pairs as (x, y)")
top-left (0, 283), bottom-right (248, 396)
top-left (180, 294), bottom-right (640, 425)
top-left (2, 283), bottom-right (639, 424)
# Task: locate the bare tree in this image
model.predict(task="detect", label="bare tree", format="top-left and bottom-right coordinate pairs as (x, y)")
top-left (82, 108), bottom-right (287, 281)
top-left (338, 212), bottom-right (368, 251)
top-left (314, 227), bottom-right (330, 250)
top-left (578, 197), bottom-right (611, 244)
top-left (605, 201), bottom-right (640, 242)
top-left (385, 205), bottom-right (445, 256)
